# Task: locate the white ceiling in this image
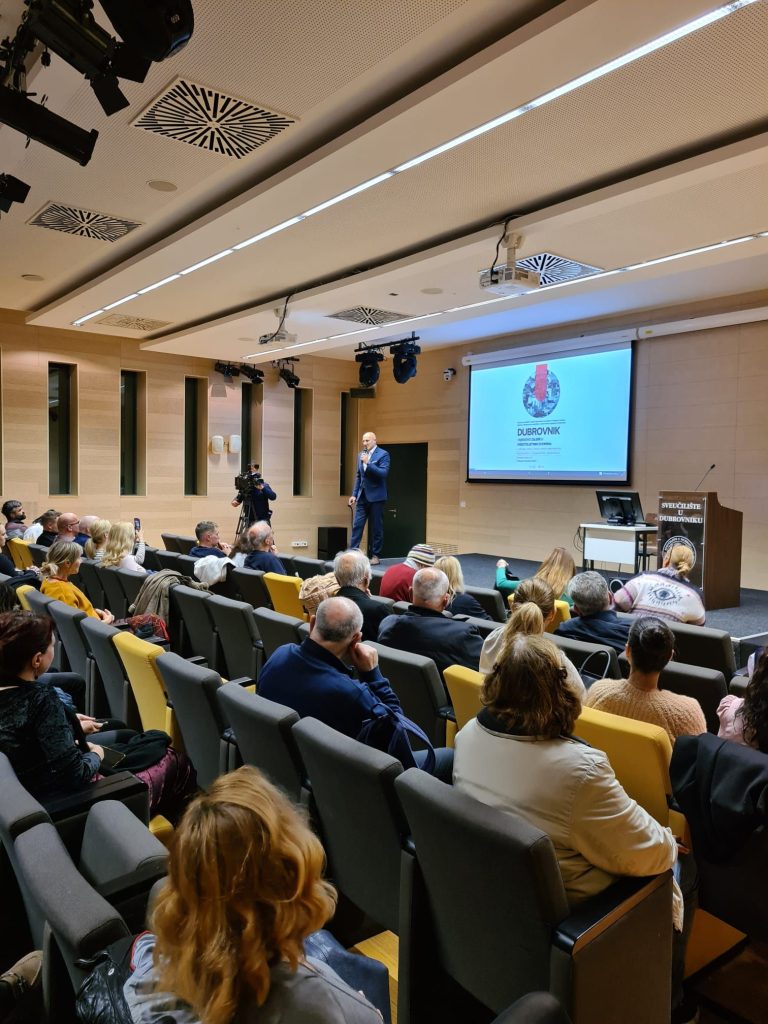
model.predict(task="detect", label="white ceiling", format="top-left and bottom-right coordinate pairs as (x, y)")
top-left (0, 0), bottom-right (765, 362)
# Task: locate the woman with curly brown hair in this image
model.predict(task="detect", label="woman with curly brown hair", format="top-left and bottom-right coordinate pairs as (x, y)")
top-left (131, 766), bottom-right (381, 1024)
top-left (717, 649), bottom-right (768, 752)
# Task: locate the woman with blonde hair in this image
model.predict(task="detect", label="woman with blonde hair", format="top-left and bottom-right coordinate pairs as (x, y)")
top-left (495, 546), bottom-right (575, 606)
top-left (434, 555), bottom-right (491, 619)
top-left (480, 577), bottom-right (584, 696)
top-left (612, 542), bottom-right (705, 624)
top-left (84, 518), bottom-right (110, 561)
top-left (40, 541), bottom-right (114, 622)
top-left (100, 520), bottom-right (146, 573)
top-left (130, 766), bottom-right (380, 1024)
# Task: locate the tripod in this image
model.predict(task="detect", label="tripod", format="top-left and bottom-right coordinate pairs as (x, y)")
top-left (235, 500), bottom-right (253, 538)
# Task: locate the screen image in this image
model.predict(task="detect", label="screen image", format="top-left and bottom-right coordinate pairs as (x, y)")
top-left (467, 344), bottom-right (633, 483)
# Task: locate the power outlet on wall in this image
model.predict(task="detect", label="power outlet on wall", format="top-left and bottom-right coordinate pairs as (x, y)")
top-left (291, 540), bottom-right (309, 548)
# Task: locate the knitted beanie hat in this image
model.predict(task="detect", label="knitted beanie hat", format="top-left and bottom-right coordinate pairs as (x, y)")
top-left (407, 543), bottom-right (435, 568)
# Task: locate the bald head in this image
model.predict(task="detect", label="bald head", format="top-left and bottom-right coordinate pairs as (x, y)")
top-left (361, 432), bottom-right (377, 451)
top-left (412, 567), bottom-right (450, 610)
top-left (78, 515), bottom-right (98, 537)
top-left (312, 596), bottom-right (363, 648)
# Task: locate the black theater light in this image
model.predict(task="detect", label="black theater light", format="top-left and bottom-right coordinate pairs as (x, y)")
top-left (277, 360), bottom-right (300, 389)
top-left (0, 173), bottom-right (31, 213)
top-left (355, 346), bottom-right (384, 388)
top-left (0, 84), bottom-right (98, 164)
top-left (239, 364), bottom-right (265, 383)
top-left (214, 361), bottom-right (240, 379)
top-left (389, 334), bottom-right (421, 384)
top-left (100, 0), bottom-right (195, 62)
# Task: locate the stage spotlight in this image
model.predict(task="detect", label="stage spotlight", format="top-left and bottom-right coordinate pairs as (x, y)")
top-left (355, 347), bottom-right (384, 388)
top-left (100, 0), bottom-right (195, 62)
top-left (214, 361), bottom-right (241, 379)
top-left (0, 84), bottom-right (98, 164)
top-left (239, 364), bottom-right (265, 384)
top-left (0, 173), bottom-right (31, 213)
top-left (390, 337), bottom-right (421, 384)
top-left (277, 361), bottom-right (300, 389)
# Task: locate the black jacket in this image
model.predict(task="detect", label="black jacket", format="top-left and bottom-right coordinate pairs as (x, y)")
top-left (378, 605), bottom-right (483, 677)
top-left (336, 585), bottom-right (390, 642)
top-left (555, 608), bottom-right (631, 653)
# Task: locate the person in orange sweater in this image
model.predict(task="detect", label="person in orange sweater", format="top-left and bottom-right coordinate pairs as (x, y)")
top-left (585, 615), bottom-right (706, 743)
top-left (40, 541), bottom-right (114, 622)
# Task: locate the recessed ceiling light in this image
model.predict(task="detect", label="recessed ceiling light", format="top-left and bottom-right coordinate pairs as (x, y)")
top-left (421, 287), bottom-right (443, 295)
top-left (389, 292), bottom-right (399, 296)
top-left (21, 274), bottom-right (44, 281)
top-left (147, 180), bottom-right (178, 192)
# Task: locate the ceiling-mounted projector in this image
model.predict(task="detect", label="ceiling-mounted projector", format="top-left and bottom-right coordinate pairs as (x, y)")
top-left (478, 263), bottom-right (540, 296)
top-left (258, 328), bottom-right (297, 347)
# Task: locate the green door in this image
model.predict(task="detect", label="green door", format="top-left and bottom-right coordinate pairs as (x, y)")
top-left (380, 443), bottom-right (428, 558)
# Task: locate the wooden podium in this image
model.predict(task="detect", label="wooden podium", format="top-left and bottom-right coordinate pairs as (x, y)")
top-left (657, 491), bottom-right (742, 610)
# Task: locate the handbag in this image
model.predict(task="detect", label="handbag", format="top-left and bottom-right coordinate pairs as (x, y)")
top-left (75, 937), bottom-right (134, 1024)
top-left (357, 701), bottom-right (436, 774)
top-left (578, 649), bottom-right (613, 689)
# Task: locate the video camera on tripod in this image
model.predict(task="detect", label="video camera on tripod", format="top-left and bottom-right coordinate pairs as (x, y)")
top-left (235, 463), bottom-right (263, 499)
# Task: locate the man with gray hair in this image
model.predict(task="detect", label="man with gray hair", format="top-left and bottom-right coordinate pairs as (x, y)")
top-left (257, 596), bottom-right (452, 778)
top-left (244, 520), bottom-right (285, 573)
top-left (555, 570), bottom-right (632, 652)
top-left (190, 520), bottom-right (232, 559)
top-left (377, 567), bottom-right (483, 678)
top-left (334, 549), bottom-right (389, 641)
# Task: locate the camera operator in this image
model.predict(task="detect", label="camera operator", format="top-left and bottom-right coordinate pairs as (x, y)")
top-left (231, 463), bottom-right (277, 525)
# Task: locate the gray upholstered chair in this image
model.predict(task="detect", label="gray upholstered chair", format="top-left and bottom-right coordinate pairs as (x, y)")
top-left (292, 555), bottom-right (326, 579)
top-left (206, 595), bottom-right (263, 681)
top-left (161, 532), bottom-right (182, 551)
top-left (395, 768), bottom-right (673, 1024)
top-left (175, 535), bottom-right (197, 555)
top-left (232, 567), bottom-right (273, 610)
top-left (370, 642), bottom-right (452, 746)
top-left (99, 566), bottom-right (128, 618)
top-left (463, 584), bottom-right (508, 622)
top-left (666, 620), bottom-right (737, 679)
top-left (368, 567), bottom-right (385, 595)
top-left (115, 566), bottom-right (147, 612)
top-left (155, 549), bottom-right (184, 574)
top-left (253, 607), bottom-right (305, 659)
top-left (156, 652), bottom-right (235, 788)
top-left (216, 683), bottom-right (304, 802)
top-left (22, 587), bottom-right (56, 618)
top-left (171, 584), bottom-right (220, 670)
top-left (292, 717), bottom-right (408, 934)
top-left (617, 654), bottom-right (728, 733)
top-left (493, 993), bottom-right (571, 1024)
top-left (176, 553), bottom-right (199, 577)
top-left (77, 559), bottom-right (105, 609)
top-left (549, 633), bottom-right (622, 679)
top-left (28, 543), bottom-right (48, 567)
top-left (80, 617), bottom-right (142, 729)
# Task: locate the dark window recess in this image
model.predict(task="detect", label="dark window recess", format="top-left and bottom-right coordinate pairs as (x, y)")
top-left (184, 377), bottom-right (201, 495)
top-left (48, 363), bottom-right (73, 494)
top-left (120, 370), bottom-right (138, 495)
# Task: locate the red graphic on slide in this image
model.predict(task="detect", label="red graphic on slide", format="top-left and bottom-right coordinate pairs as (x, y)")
top-left (534, 364), bottom-right (548, 401)
top-left (522, 363), bottom-right (561, 418)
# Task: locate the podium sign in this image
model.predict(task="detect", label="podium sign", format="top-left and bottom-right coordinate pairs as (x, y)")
top-left (657, 491), bottom-right (742, 610)
top-left (657, 495), bottom-right (706, 588)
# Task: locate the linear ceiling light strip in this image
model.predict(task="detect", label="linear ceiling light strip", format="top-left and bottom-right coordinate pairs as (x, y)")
top-left (245, 231), bottom-right (762, 357)
top-left (72, 0), bottom-right (758, 326)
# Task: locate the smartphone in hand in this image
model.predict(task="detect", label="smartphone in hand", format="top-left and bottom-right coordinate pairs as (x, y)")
top-left (133, 516), bottom-right (141, 532)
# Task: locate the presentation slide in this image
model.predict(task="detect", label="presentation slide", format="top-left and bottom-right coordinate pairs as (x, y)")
top-left (467, 344), bottom-right (633, 482)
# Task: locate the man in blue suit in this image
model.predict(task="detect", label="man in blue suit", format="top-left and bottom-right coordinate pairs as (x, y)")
top-left (348, 430), bottom-right (390, 564)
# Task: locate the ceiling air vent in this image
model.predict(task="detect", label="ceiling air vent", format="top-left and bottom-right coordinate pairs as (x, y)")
top-left (133, 78), bottom-right (296, 158)
top-left (28, 202), bottom-right (141, 241)
top-left (329, 306), bottom-right (409, 326)
top-left (516, 252), bottom-right (602, 286)
top-left (97, 314), bottom-right (171, 331)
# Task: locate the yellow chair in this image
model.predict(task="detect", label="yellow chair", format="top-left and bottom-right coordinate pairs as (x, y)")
top-left (443, 664), bottom-right (484, 733)
top-left (263, 572), bottom-right (307, 620)
top-left (7, 538), bottom-right (33, 570)
top-left (15, 584), bottom-right (34, 610)
top-left (545, 599), bottom-right (571, 633)
top-left (112, 631), bottom-right (184, 750)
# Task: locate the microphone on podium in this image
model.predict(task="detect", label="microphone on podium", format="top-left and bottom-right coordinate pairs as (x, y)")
top-left (694, 463), bottom-right (716, 490)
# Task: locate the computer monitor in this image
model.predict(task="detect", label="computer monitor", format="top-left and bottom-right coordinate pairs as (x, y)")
top-left (596, 490), bottom-right (645, 526)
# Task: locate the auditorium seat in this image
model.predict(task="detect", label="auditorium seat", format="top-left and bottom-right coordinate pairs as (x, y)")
top-left (443, 664), bottom-right (483, 732)
top-left (77, 558), bottom-right (105, 609)
top-left (171, 584), bottom-right (220, 670)
top-left (206, 595), bottom-right (264, 681)
top-left (80, 618), bottom-right (141, 729)
top-left (546, 600), bottom-right (571, 633)
top-left (370, 642), bottom-right (452, 746)
top-left (617, 655), bottom-right (728, 733)
top-left (253, 607), bottom-right (305, 659)
top-left (232, 567), bottom-right (273, 610)
top-left (666, 620), bottom-right (737, 679)
top-left (116, 566), bottom-right (147, 612)
top-left (46, 600), bottom-right (93, 710)
top-left (112, 631), bottom-right (181, 747)
top-left (549, 633), bottom-right (621, 679)
top-left (28, 543), bottom-right (48, 567)
top-left (293, 555), bottom-right (326, 579)
top-left (99, 566), bottom-right (128, 618)
top-left (264, 571), bottom-right (307, 619)
top-left (6, 538), bottom-right (33, 570)
top-left (493, 993), bottom-right (571, 1024)
top-left (161, 532), bottom-right (182, 551)
top-left (463, 585), bottom-right (507, 622)
top-left (175, 535), bottom-right (197, 555)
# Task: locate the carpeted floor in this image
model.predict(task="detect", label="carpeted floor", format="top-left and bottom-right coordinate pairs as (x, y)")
top-left (377, 552), bottom-right (768, 639)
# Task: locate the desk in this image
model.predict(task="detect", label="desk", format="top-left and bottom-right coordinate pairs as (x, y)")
top-left (580, 523), bottom-right (658, 574)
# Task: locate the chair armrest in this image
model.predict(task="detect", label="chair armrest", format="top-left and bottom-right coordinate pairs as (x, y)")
top-left (186, 655), bottom-right (207, 666)
top-left (553, 872), bottom-right (671, 954)
top-left (729, 675), bottom-right (748, 696)
top-left (438, 705), bottom-right (456, 722)
top-left (228, 675), bottom-right (256, 688)
top-left (42, 772), bottom-right (149, 824)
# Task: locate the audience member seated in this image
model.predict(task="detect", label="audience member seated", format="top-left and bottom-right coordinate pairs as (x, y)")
top-left (29, 508), bottom-right (59, 548)
top-left (84, 517), bottom-right (111, 560)
top-left (74, 513), bottom-right (98, 549)
top-left (377, 567), bottom-right (483, 676)
top-left (0, 522), bottom-right (40, 581)
top-left (22, 507), bottom-right (57, 542)
top-left (480, 577), bottom-right (585, 697)
top-left (379, 543), bottom-right (435, 601)
top-left (1, 500), bottom-right (28, 540)
top-left (137, 767), bottom-right (380, 1024)
top-left (496, 545), bottom-right (575, 606)
top-left (189, 520), bottom-right (232, 559)
top-left (257, 596), bottom-right (453, 780)
top-left (555, 570), bottom-right (631, 652)
top-left (585, 616), bottom-right (706, 743)
top-left (612, 544), bottom-right (705, 625)
top-left (718, 648), bottom-right (768, 752)
top-left (56, 511), bottom-right (81, 544)
top-left (435, 554), bottom-right (491, 619)
top-left (40, 541), bottom-right (115, 622)
top-left (230, 528), bottom-right (254, 568)
top-left (334, 548), bottom-right (389, 641)
top-left (101, 520), bottom-right (146, 573)
top-left (244, 520), bottom-right (286, 573)
top-left (0, 610), bottom-right (195, 820)
top-left (453, 632), bottom-right (696, 1023)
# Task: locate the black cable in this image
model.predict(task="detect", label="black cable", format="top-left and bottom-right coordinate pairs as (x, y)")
top-left (489, 216), bottom-right (513, 284)
top-left (258, 291), bottom-right (294, 345)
